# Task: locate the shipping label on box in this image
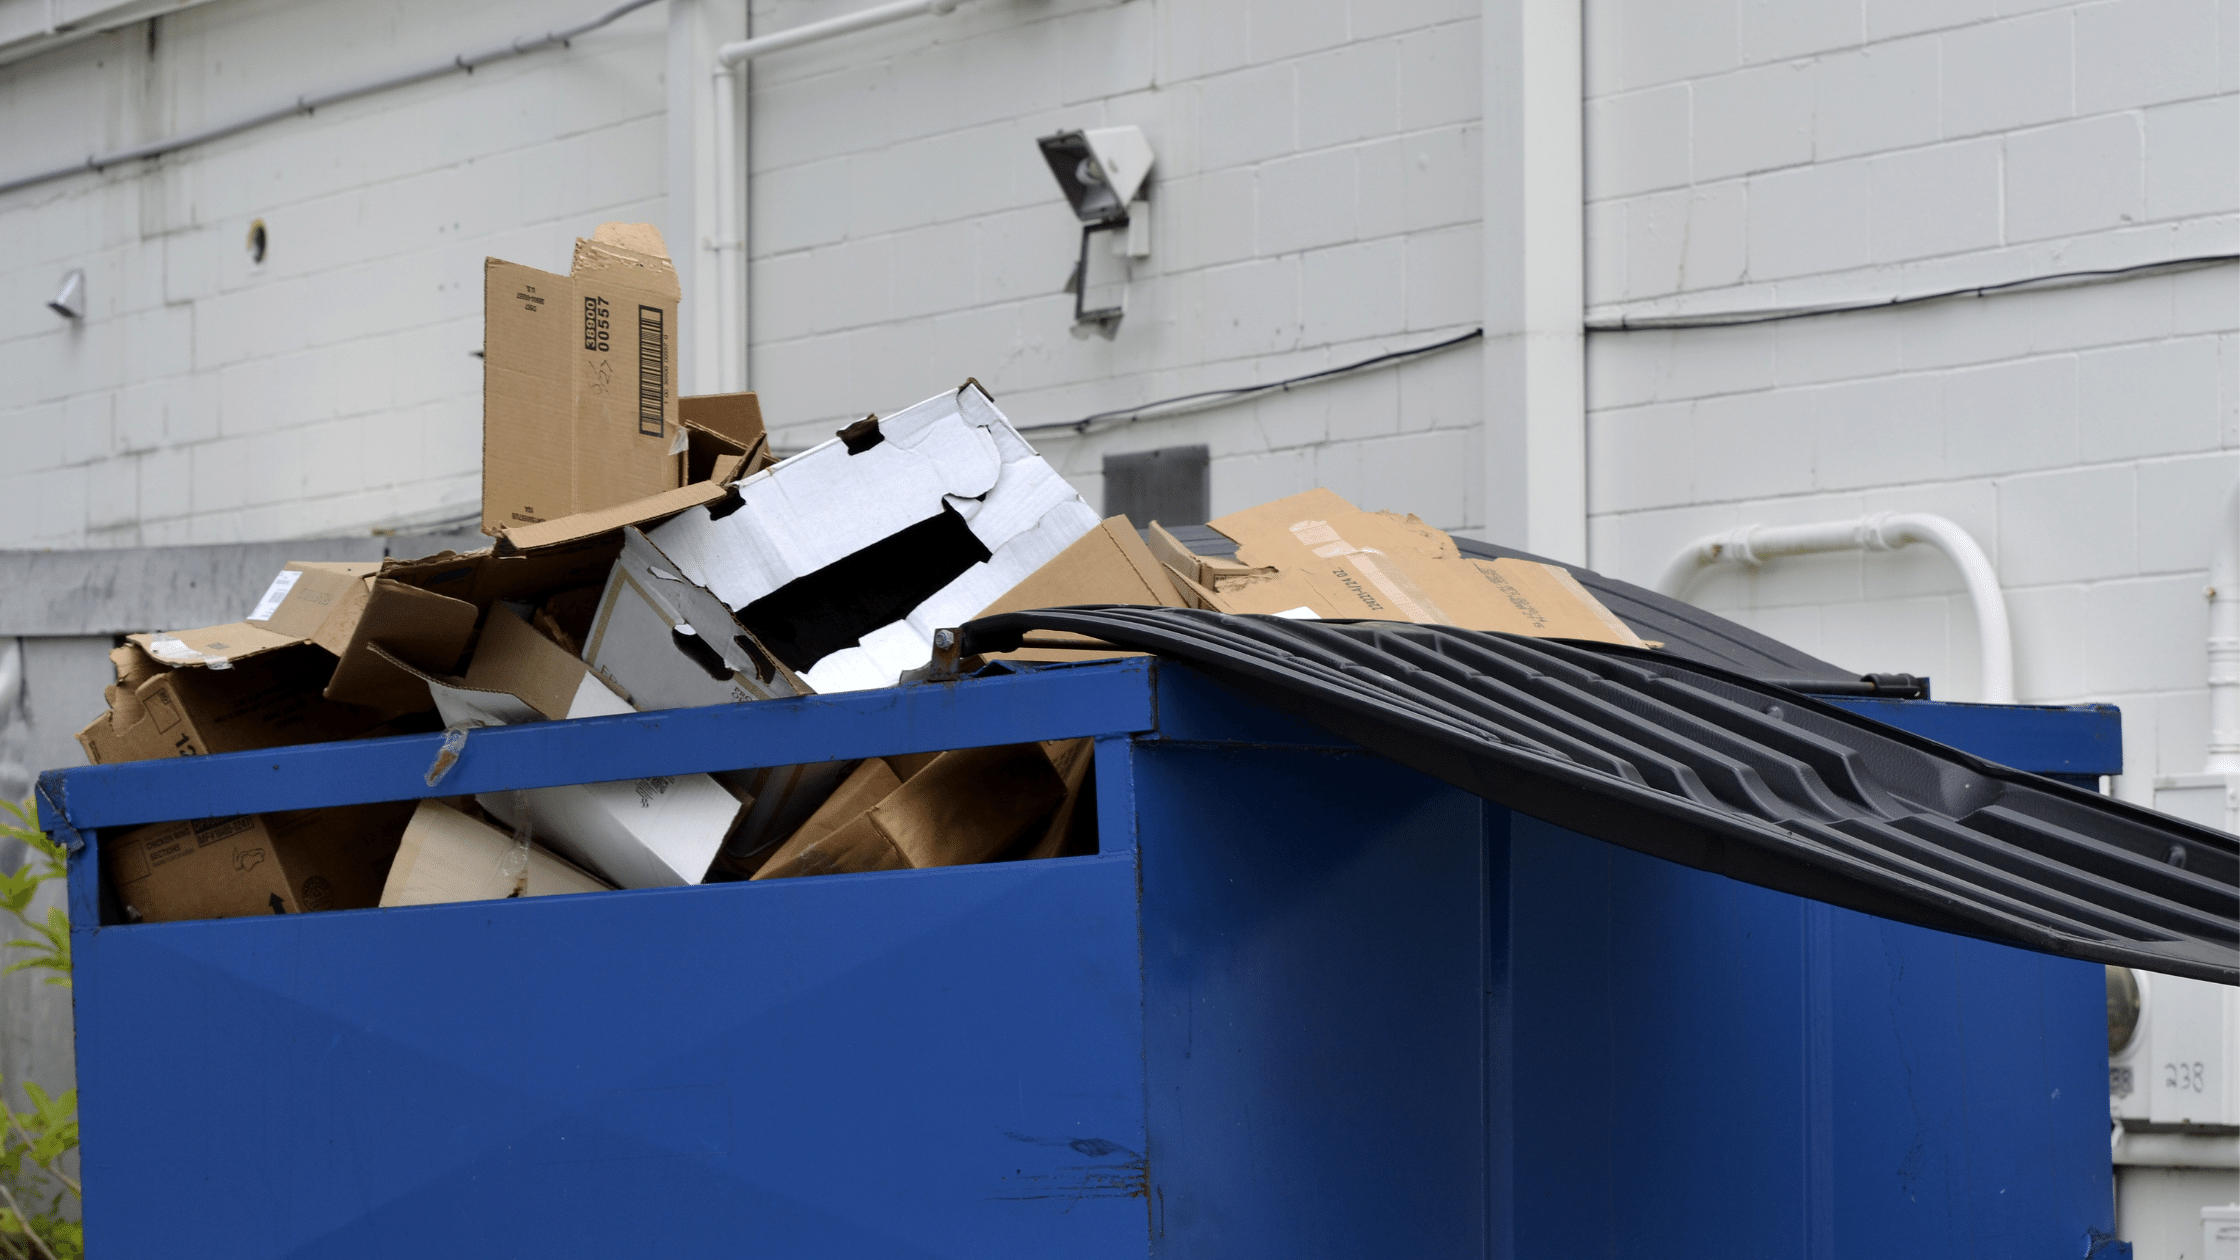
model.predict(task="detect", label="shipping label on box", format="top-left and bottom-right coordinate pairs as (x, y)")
top-left (483, 223), bottom-right (685, 536)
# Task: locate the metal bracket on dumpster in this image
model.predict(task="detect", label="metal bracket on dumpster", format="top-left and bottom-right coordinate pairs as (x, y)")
top-left (903, 626), bottom-right (1128, 685)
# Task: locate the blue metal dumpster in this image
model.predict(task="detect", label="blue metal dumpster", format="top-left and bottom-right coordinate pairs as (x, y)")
top-left (44, 658), bottom-right (2121, 1258)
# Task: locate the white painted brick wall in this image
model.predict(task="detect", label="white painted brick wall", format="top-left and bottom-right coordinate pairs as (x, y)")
top-left (733, 0), bottom-right (1483, 529)
top-left (3, 0), bottom-right (2233, 806)
top-left (0, 0), bottom-right (671, 549)
top-left (1584, 0), bottom-right (2240, 797)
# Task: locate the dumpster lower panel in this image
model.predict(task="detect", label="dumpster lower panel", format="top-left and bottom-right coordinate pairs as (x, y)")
top-left (76, 852), bottom-right (1150, 1259)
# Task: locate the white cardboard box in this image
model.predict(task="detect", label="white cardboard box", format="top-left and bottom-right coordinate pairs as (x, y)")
top-left (646, 383), bottom-right (1100, 693)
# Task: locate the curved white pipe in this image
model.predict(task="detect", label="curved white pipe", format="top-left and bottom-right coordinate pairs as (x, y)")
top-left (1657, 513), bottom-right (2015, 705)
top-left (716, 0), bottom-right (961, 66)
top-left (2204, 483), bottom-right (2240, 772)
top-left (707, 0), bottom-right (976, 395)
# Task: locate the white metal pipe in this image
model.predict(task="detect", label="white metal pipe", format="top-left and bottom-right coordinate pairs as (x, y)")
top-left (715, 0), bottom-right (960, 67)
top-left (1656, 513), bottom-right (2015, 705)
top-left (707, 0), bottom-right (976, 392)
top-left (0, 638), bottom-right (21, 718)
top-left (710, 65), bottom-right (745, 393)
top-left (2203, 482), bottom-right (2240, 772)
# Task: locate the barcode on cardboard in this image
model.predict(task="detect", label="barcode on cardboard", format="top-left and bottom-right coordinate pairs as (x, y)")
top-left (636, 305), bottom-right (665, 437)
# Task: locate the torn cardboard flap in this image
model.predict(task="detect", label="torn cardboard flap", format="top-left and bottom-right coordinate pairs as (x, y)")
top-left (647, 383), bottom-right (1100, 693)
top-left (971, 516), bottom-right (1185, 661)
top-left (1202, 488), bottom-right (1647, 646)
top-left (77, 644), bottom-right (405, 766)
top-left (483, 222), bottom-right (686, 535)
top-left (380, 799), bottom-right (612, 907)
top-left (128, 564), bottom-right (481, 714)
top-left (492, 391), bottom-right (772, 555)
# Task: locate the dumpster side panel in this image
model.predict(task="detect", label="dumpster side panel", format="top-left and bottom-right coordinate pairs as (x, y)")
top-left (1506, 813), bottom-right (1812, 1260)
top-left (1828, 914), bottom-right (2113, 1258)
top-left (1503, 815), bottom-right (2115, 1259)
top-left (75, 855), bottom-right (1149, 1260)
top-left (1135, 742), bottom-right (1490, 1259)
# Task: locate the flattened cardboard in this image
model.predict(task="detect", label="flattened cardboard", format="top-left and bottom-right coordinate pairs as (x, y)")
top-left (380, 799), bottom-right (611, 907)
top-left (646, 382), bottom-right (1100, 692)
top-left (970, 516), bottom-right (1184, 662)
top-left (754, 742), bottom-right (1069, 881)
top-left (1203, 489), bottom-right (1647, 646)
top-left (483, 223), bottom-right (685, 535)
top-left (105, 802), bottom-right (414, 923)
top-left (76, 644), bottom-right (399, 765)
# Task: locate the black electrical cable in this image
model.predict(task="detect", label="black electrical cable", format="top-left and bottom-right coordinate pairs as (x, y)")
top-left (1014, 328), bottom-right (1487, 436)
top-left (1584, 253), bottom-right (2239, 331)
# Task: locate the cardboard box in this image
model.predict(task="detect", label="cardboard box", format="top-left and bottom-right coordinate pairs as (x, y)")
top-left (380, 799), bottom-right (612, 907)
top-left (1149, 489), bottom-right (1647, 646)
top-left (483, 223), bottom-right (686, 536)
top-left (970, 515), bottom-right (1186, 662)
top-left (104, 802), bottom-right (415, 923)
top-left (753, 739), bottom-right (1089, 881)
top-left (645, 382), bottom-right (1102, 693)
top-left (126, 561), bottom-right (480, 713)
top-left (77, 643), bottom-right (405, 765)
top-left (574, 526), bottom-right (850, 867)
top-left (380, 608), bottom-right (752, 890)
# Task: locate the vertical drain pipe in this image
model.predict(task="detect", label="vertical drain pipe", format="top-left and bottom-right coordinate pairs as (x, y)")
top-left (2204, 483), bottom-right (2240, 773)
top-left (709, 0), bottom-right (975, 394)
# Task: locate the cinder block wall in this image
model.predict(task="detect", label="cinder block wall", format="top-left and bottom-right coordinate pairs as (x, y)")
top-left (0, 0), bottom-right (672, 549)
top-left (745, 0), bottom-right (1485, 532)
top-left (3, 0), bottom-right (2235, 797)
top-left (1580, 0), bottom-right (2238, 799)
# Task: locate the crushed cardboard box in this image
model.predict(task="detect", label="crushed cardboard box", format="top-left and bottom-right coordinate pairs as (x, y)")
top-left (125, 562), bottom-right (480, 713)
top-left (380, 799), bottom-right (611, 907)
top-left (382, 609), bottom-right (755, 890)
top-left (105, 802), bottom-right (414, 923)
top-left (483, 223), bottom-right (688, 535)
top-left (1147, 488), bottom-right (1647, 646)
top-left (754, 738), bottom-right (1092, 881)
top-left (77, 643), bottom-right (408, 765)
top-left (646, 382), bottom-right (1101, 693)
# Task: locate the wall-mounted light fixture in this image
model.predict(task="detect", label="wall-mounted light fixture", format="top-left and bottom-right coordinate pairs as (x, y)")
top-left (1038, 126), bottom-right (1152, 333)
top-left (47, 268), bottom-right (84, 320)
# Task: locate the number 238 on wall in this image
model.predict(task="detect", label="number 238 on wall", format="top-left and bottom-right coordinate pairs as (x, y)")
top-left (2163, 1061), bottom-right (2208, 1092)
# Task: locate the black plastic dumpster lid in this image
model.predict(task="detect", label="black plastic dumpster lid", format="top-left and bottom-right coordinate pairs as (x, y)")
top-left (956, 607), bottom-right (2240, 985)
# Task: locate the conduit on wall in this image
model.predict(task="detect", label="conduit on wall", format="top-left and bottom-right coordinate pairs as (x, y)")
top-left (708, 0), bottom-right (979, 394)
top-left (1655, 514), bottom-right (2015, 705)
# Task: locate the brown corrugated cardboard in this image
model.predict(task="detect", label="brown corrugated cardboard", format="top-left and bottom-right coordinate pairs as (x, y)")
top-left (753, 741), bottom-right (1073, 881)
top-left (1197, 489), bottom-right (1647, 645)
top-left (482, 223), bottom-right (685, 536)
top-left (76, 644), bottom-right (402, 765)
top-left (104, 802), bottom-right (414, 923)
top-left (127, 563), bottom-right (480, 714)
top-left (492, 391), bottom-right (770, 554)
top-left (379, 799), bottom-right (611, 906)
top-left (970, 516), bottom-right (1185, 662)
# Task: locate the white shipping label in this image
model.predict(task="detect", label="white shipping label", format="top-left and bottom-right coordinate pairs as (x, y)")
top-left (246, 570), bottom-right (302, 622)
